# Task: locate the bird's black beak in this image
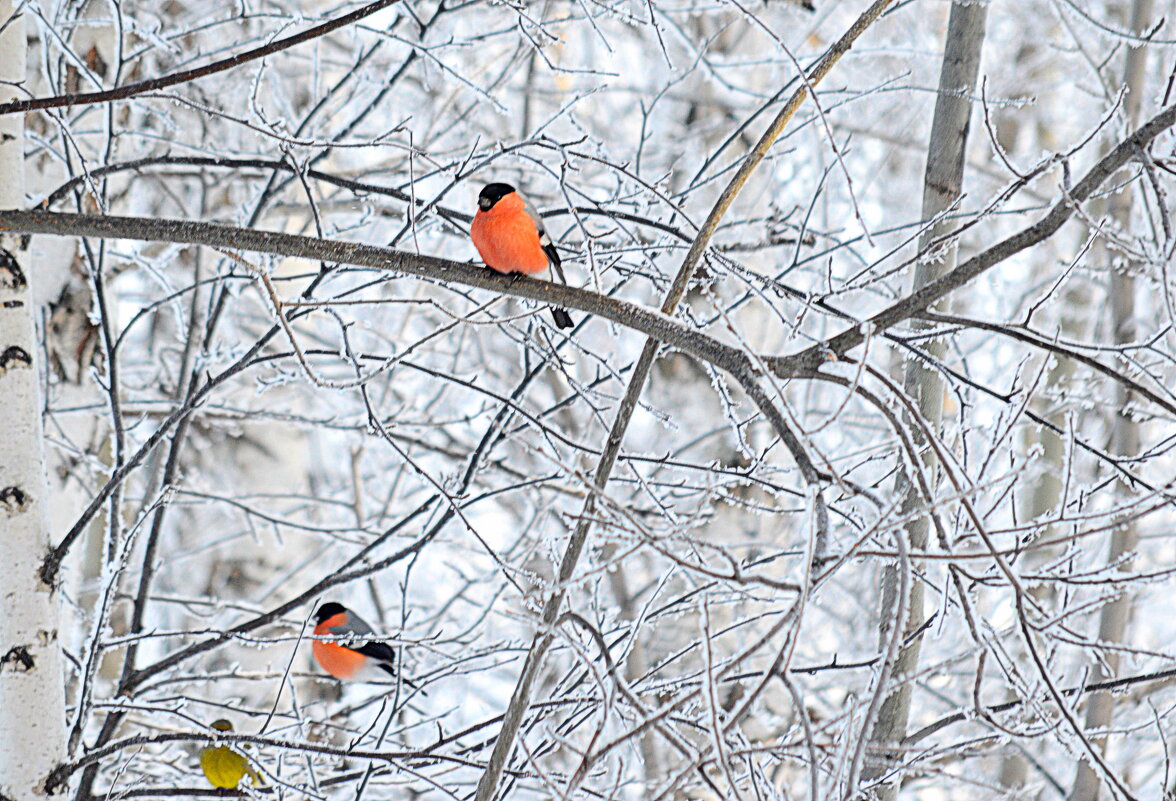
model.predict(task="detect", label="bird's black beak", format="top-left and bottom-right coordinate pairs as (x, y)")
top-left (478, 197), bottom-right (492, 211)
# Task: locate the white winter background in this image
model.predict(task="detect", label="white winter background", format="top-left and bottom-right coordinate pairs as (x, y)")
top-left (3, 0), bottom-right (1176, 798)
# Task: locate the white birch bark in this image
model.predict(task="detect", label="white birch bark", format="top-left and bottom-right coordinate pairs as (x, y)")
top-left (0, 0), bottom-right (69, 797)
top-left (863, 2), bottom-right (988, 796)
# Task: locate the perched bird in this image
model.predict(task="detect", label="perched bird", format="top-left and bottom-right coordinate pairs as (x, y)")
top-left (470, 182), bottom-right (574, 330)
top-left (200, 719), bottom-right (262, 789)
top-left (312, 602), bottom-right (419, 689)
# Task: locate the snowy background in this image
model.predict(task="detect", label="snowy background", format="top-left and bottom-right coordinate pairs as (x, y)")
top-left (10, 0), bottom-right (1176, 797)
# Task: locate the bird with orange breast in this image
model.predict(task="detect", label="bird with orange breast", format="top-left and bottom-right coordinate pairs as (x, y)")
top-left (311, 602), bottom-right (420, 690)
top-left (470, 182), bottom-right (574, 329)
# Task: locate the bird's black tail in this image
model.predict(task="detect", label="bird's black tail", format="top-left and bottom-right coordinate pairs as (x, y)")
top-left (550, 307), bottom-right (574, 329)
top-left (376, 660), bottom-right (426, 694)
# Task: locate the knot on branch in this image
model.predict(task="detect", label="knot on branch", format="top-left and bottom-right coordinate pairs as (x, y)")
top-left (0, 485), bottom-right (31, 514)
top-left (0, 645), bottom-right (35, 672)
top-left (0, 250), bottom-right (27, 289)
top-left (0, 346), bottom-right (33, 375)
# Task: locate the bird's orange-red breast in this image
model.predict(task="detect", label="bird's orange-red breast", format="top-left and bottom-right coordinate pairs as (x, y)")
top-left (470, 182), bottom-right (573, 329)
top-left (312, 606), bottom-right (368, 680)
top-left (311, 602), bottom-right (420, 690)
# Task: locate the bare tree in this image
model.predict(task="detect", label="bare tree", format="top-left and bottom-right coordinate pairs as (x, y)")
top-left (862, 2), bottom-right (989, 798)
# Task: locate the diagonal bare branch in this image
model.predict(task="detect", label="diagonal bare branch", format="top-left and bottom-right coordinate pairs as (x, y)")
top-left (767, 100), bottom-right (1176, 377)
top-left (0, 0), bottom-right (402, 116)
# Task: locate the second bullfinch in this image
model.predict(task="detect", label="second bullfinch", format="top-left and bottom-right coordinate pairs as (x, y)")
top-left (312, 602), bottom-right (419, 688)
top-left (470, 182), bottom-right (574, 330)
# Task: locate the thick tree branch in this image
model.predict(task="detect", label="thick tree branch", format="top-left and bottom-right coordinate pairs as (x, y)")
top-left (0, 209), bottom-right (753, 376)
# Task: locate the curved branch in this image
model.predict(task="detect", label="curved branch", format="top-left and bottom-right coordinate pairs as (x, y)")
top-left (0, 209), bottom-right (755, 378)
top-left (0, 0), bottom-right (404, 116)
top-left (46, 729), bottom-right (490, 792)
top-left (8, 207), bottom-right (1171, 427)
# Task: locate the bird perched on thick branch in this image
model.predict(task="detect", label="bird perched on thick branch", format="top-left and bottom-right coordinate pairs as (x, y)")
top-left (470, 182), bottom-right (574, 330)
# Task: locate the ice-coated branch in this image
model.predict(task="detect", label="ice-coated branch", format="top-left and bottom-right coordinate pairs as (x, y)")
top-left (0, 0), bottom-right (404, 116)
top-left (767, 99), bottom-right (1176, 377)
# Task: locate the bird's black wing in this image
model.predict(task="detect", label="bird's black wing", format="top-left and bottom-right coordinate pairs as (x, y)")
top-left (357, 642), bottom-right (424, 690)
top-left (540, 233), bottom-right (562, 271)
top-left (356, 640), bottom-right (396, 663)
top-left (326, 612), bottom-right (387, 659)
top-left (521, 195), bottom-right (573, 329)
top-left (522, 195), bottom-right (563, 271)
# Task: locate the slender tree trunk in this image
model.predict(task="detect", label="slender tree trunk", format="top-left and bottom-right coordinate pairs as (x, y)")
top-left (1000, 276), bottom-right (1094, 795)
top-left (0, 1), bottom-right (69, 797)
top-left (863, 3), bottom-right (988, 797)
top-left (1068, 4), bottom-right (1153, 799)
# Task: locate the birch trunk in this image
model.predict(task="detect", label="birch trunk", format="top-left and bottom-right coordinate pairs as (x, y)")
top-left (0, 0), bottom-right (69, 797)
top-left (1068, 2), bottom-right (1153, 798)
top-left (863, 2), bottom-right (988, 796)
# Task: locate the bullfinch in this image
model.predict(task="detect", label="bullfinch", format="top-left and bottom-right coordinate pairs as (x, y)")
top-left (312, 602), bottom-right (419, 688)
top-left (200, 719), bottom-right (262, 789)
top-left (470, 182), bottom-right (574, 329)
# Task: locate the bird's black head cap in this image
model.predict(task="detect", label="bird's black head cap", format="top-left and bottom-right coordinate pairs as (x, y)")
top-left (316, 602), bottom-right (346, 623)
top-left (478, 182), bottom-right (516, 211)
